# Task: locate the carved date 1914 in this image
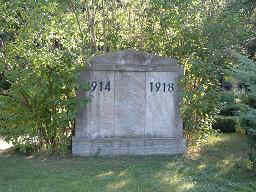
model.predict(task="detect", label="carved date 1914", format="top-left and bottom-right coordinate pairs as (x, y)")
top-left (89, 81), bottom-right (111, 92)
top-left (150, 82), bottom-right (174, 93)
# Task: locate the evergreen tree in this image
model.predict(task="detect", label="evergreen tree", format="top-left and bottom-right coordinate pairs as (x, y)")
top-left (230, 50), bottom-right (256, 170)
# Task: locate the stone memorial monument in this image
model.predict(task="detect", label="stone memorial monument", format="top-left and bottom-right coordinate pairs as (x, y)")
top-left (72, 49), bottom-right (185, 156)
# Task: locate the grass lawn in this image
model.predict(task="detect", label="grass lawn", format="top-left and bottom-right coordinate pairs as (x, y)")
top-left (0, 133), bottom-right (255, 192)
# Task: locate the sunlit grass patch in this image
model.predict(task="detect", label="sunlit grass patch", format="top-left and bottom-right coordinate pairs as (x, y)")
top-left (0, 133), bottom-right (255, 192)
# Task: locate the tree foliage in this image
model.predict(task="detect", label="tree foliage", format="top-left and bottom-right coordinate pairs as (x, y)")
top-left (0, 0), bottom-right (84, 153)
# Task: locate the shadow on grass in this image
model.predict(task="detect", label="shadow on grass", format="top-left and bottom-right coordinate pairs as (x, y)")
top-left (181, 133), bottom-right (256, 192)
top-left (0, 133), bottom-right (255, 192)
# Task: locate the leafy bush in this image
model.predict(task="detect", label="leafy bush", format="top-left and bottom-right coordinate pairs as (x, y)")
top-left (240, 109), bottom-right (256, 134)
top-left (219, 104), bottom-right (242, 116)
top-left (247, 135), bottom-right (256, 170)
top-left (220, 92), bottom-right (235, 104)
top-left (0, 1), bottom-right (84, 153)
top-left (213, 116), bottom-right (239, 133)
top-left (243, 95), bottom-right (256, 109)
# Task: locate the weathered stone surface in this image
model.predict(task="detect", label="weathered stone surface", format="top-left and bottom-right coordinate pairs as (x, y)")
top-left (76, 71), bottom-right (115, 139)
top-left (73, 49), bottom-right (185, 156)
top-left (145, 72), bottom-right (178, 137)
top-left (72, 138), bottom-right (185, 156)
top-left (115, 72), bottom-right (145, 137)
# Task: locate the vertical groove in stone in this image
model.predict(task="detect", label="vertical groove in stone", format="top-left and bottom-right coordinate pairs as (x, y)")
top-left (144, 72), bottom-right (147, 138)
top-left (114, 71), bottom-right (117, 137)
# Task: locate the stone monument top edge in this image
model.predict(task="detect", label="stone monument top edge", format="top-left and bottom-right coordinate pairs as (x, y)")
top-left (88, 49), bottom-right (178, 66)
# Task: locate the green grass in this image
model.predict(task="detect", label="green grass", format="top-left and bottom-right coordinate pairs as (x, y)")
top-left (0, 133), bottom-right (255, 192)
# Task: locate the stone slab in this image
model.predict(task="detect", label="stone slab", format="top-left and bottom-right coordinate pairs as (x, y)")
top-left (115, 72), bottom-right (146, 137)
top-left (76, 71), bottom-right (115, 139)
top-left (145, 72), bottom-right (178, 137)
top-left (73, 49), bottom-right (185, 156)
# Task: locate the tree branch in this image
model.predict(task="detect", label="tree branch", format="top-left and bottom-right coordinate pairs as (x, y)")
top-left (68, 0), bottom-right (84, 41)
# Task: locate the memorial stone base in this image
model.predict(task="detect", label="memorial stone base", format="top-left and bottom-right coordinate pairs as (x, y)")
top-left (73, 137), bottom-right (185, 156)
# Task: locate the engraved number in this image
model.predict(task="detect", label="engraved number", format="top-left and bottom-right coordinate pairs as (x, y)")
top-left (155, 82), bottom-right (161, 92)
top-left (105, 81), bottom-right (111, 91)
top-left (89, 81), bottom-right (111, 92)
top-left (168, 83), bottom-right (174, 92)
top-left (150, 82), bottom-right (174, 93)
top-left (91, 81), bottom-right (97, 91)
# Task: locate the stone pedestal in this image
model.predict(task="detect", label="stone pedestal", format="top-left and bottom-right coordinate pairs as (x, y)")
top-left (72, 49), bottom-right (185, 156)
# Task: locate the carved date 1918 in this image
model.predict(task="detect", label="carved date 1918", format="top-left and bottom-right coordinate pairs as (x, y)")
top-left (150, 82), bottom-right (174, 93)
top-left (89, 81), bottom-right (111, 92)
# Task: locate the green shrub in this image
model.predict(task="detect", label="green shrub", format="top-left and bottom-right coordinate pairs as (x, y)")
top-left (218, 92), bottom-right (247, 116)
top-left (247, 135), bottom-right (256, 170)
top-left (219, 104), bottom-right (242, 116)
top-left (0, 1), bottom-right (83, 153)
top-left (240, 110), bottom-right (256, 132)
top-left (213, 116), bottom-right (239, 133)
top-left (229, 51), bottom-right (256, 171)
top-left (243, 95), bottom-right (256, 109)
top-left (220, 92), bottom-right (235, 104)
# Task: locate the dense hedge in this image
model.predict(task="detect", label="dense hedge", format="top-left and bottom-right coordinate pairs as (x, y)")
top-left (213, 116), bottom-right (239, 133)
